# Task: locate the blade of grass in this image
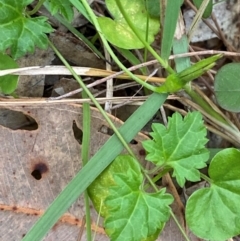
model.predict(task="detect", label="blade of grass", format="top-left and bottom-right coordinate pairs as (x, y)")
top-left (173, 36), bottom-right (191, 72)
top-left (81, 90), bottom-right (92, 241)
top-left (161, 0), bottom-right (183, 60)
top-left (22, 92), bottom-right (168, 241)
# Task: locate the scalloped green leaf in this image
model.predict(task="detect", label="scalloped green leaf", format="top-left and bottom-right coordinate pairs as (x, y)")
top-left (214, 63), bottom-right (240, 112)
top-left (0, 0), bottom-right (53, 59)
top-left (98, 0), bottom-right (160, 49)
top-left (46, 0), bottom-right (74, 21)
top-left (0, 53), bottom-right (19, 94)
top-left (186, 148), bottom-right (240, 241)
top-left (142, 112), bottom-right (209, 187)
top-left (88, 155), bottom-right (173, 241)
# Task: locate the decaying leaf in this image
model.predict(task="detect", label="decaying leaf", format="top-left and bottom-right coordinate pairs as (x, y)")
top-left (0, 103), bottom-right (148, 240)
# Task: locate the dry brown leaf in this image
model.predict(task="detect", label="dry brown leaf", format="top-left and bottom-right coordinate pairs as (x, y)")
top-left (16, 48), bottom-right (55, 97)
top-left (0, 103), bottom-right (150, 241)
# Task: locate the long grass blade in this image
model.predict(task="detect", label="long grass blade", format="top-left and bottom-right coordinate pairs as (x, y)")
top-left (161, 0), bottom-right (183, 60)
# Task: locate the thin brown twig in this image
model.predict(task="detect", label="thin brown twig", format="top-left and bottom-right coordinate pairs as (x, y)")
top-left (48, 50), bottom-right (240, 100)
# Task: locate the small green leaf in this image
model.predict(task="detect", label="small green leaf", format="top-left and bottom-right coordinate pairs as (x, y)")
top-left (98, 0), bottom-right (160, 49)
top-left (142, 112), bottom-right (209, 187)
top-left (0, 0), bottom-right (53, 59)
top-left (157, 54), bottom-right (222, 93)
top-left (193, 0), bottom-right (212, 18)
top-left (186, 148), bottom-right (240, 241)
top-left (0, 53), bottom-right (19, 94)
top-left (46, 0), bottom-right (74, 21)
top-left (89, 155), bottom-right (173, 241)
top-left (146, 0), bottom-right (160, 18)
top-left (214, 63), bottom-right (240, 112)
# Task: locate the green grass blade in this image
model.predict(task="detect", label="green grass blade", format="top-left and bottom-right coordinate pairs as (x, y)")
top-left (161, 0), bottom-right (183, 60)
top-left (81, 90), bottom-right (92, 241)
top-left (173, 35), bottom-right (190, 72)
top-left (22, 92), bottom-right (168, 241)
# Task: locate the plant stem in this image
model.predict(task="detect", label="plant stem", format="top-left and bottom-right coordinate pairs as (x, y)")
top-left (200, 173), bottom-right (212, 184)
top-left (48, 40), bottom-right (135, 158)
top-left (27, 0), bottom-right (46, 15)
top-left (170, 210), bottom-right (191, 241)
top-left (151, 167), bottom-right (172, 183)
top-left (115, 0), bottom-right (175, 75)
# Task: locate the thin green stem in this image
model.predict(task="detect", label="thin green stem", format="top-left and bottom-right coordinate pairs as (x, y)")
top-left (151, 167), bottom-right (172, 183)
top-left (48, 40), bottom-right (135, 158)
top-left (141, 167), bottom-right (158, 192)
top-left (82, 90), bottom-right (92, 241)
top-left (200, 173), bottom-right (212, 184)
top-left (115, 0), bottom-right (175, 75)
top-left (83, 192), bottom-right (92, 241)
top-left (170, 210), bottom-right (191, 241)
top-left (27, 0), bottom-right (46, 15)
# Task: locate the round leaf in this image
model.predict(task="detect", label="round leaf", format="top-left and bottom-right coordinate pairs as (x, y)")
top-left (214, 63), bottom-right (240, 112)
top-left (98, 0), bottom-right (160, 49)
top-left (0, 53), bottom-right (19, 94)
top-left (186, 148), bottom-right (240, 241)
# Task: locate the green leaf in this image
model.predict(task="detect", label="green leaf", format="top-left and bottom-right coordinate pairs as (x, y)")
top-left (156, 54), bottom-right (222, 93)
top-left (0, 0), bottom-right (53, 59)
top-left (193, 0), bottom-right (212, 18)
top-left (98, 0), bottom-right (159, 49)
top-left (89, 155), bottom-right (173, 241)
top-left (214, 63), bottom-right (240, 112)
top-left (146, 0), bottom-right (160, 18)
top-left (160, 0), bottom-right (183, 60)
top-left (142, 112), bottom-right (209, 187)
top-left (173, 35), bottom-right (191, 73)
top-left (186, 148), bottom-right (240, 241)
top-left (0, 53), bottom-right (19, 94)
top-left (46, 0), bottom-right (74, 21)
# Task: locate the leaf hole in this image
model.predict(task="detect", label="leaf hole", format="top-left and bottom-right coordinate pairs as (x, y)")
top-left (31, 162), bottom-right (48, 180)
top-left (72, 120), bottom-right (83, 144)
top-left (0, 108), bottom-right (38, 130)
top-left (130, 139), bottom-right (138, 145)
top-left (98, 125), bottom-right (114, 135)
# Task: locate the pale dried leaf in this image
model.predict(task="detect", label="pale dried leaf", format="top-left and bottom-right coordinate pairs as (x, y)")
top-left (0, 103), bottom-right (148, 240)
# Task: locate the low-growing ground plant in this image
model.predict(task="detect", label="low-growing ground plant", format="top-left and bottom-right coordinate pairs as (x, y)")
top-left (1, 0), bottom-right (240, 241)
